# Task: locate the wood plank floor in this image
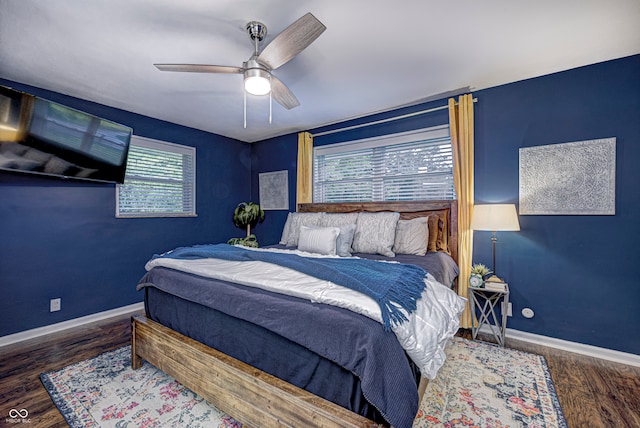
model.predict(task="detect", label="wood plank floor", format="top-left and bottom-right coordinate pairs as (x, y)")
top-left (0, 313), bottom-right (137, 427)
top-left (1, 313), bottom-right (638, 427)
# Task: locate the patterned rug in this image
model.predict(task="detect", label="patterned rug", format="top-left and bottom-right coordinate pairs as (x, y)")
top-left (41, 338), bottom-right (566, 427)
top-left (40, 346), bottom-right (241, 428)
top-left (414, 337), bottom-right (567, 428)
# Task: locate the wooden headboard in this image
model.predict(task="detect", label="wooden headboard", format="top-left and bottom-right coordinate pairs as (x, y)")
top-left (298, 200), bottom-right (458, 264)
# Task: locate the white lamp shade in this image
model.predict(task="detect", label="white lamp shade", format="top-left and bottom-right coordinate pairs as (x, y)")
top-left (471, 204), bottom-right (520, 231)
top-left (244, 68), bottom-right (271, 96)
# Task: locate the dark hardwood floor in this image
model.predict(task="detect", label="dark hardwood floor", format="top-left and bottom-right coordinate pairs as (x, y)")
top-left (1, 314), bottom-right (638, 427)
top-left (505, 337), bottom-right (640, 428)
top-left (0, 313), bottom-right (137, 427)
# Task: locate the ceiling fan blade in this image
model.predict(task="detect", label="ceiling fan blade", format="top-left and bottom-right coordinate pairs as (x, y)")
top-left (154, 64), bottom-right (243, 74)
top-left (270, 76), bottom-right (300, 109)
top-left (257, 13), bottom-right (326, 70)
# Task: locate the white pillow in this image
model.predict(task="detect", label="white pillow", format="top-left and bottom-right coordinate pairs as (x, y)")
top-left (352, 212), bottom-right (400, 257)
top-left (283, 212), bottom-right (325, 247)
top-left (393, 217), bottom-right (429, 256)
top-left (297, 226), bottom-right (340, 255)
top-left (279, 213), bottom-right (293, 245)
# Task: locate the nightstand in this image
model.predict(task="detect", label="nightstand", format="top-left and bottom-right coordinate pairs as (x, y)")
top-left (468, 284), bottom-right (509, 347)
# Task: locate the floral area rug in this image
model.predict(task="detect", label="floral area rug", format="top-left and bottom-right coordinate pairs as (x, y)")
top-left (41, 339), bottom-right (566, 428)
top-left (414, 337), bottom-right (567, 428)
top-left (40, 346), bottom-right (241, 428)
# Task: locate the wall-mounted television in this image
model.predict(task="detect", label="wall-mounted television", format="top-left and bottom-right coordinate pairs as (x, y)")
top-left (0, 85), bottom-right (133, 184)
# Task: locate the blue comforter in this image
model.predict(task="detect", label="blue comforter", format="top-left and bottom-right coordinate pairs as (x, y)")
top-left (153, 243), bottom-right (427, 330)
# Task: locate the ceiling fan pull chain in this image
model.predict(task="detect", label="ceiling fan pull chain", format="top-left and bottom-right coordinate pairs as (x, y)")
top-left (243, 89), bottom-right (247, 129)
top-left (254, 31), bottom-right (260, 56)
top-left (269, 78), bottom-right (273, 124)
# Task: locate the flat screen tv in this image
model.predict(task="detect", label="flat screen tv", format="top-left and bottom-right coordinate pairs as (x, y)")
top-left (0, 85), bottom-right (133, 183)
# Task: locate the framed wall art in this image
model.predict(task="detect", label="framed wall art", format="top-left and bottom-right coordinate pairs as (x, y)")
top-left (519, 137), bottom-right (616, 215)
top-left (259, 170), bottom-right (289, 210)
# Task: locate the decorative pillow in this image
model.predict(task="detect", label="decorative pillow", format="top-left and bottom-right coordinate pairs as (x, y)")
top-left (279, 213), bottom-right (293, 245)
top-left (427, 213), bottom-right (450, 254)
top-left (320, 212), bottom-right (359, 227)
top-left (427, 212), bottom-right (451, 254)
top-left (284, 212), bottom-right (325, 247)
top-left (352, 212), bottom-right (400, 257)
top-left (335, 223), bottom-right (357, 257)
top-left (393, 217), bottom-right (429, 256)
top-left (318, 213), bottom-right (358, 257)
top-left (297, 226), bottom-right (340, 255)
top-left (437, 215), bottom-right (450, 254)
top-left (427, 214), bottom-right (441, 252)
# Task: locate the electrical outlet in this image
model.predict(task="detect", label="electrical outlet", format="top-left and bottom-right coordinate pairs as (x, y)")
top-left (50, 298), bottom-right (61, 312)
top-left (502, 301), bottom-right (513, 317)
top-left (522, 307), bottom-right (535, 318)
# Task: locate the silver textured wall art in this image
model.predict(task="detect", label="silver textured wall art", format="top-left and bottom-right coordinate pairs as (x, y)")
top-left (519, 138), bottom-right (616, 215)
top-left (259, 170), bottom-right (289, 210)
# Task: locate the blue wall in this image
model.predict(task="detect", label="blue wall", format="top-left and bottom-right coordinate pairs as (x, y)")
top-left (0, 79), bottom-right (251, 336)
top-left (473, 55), bottom-right (640, 355)
top-left (251, 54), bottom-right (640, 355)
top-left (250, 133), bottom-right (298, 246)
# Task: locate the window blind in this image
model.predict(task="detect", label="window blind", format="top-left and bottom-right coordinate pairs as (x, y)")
top-left (116, 136), bottom-right (196, 217)
top-left (313, 125), bottom-right (455, 202)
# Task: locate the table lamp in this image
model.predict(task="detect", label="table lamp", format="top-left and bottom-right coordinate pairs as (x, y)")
top-left (471, 204), bottom-right (520, 282)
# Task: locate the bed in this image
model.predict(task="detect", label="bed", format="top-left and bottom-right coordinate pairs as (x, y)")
top-left (132, 200), bottom-right (464, 428)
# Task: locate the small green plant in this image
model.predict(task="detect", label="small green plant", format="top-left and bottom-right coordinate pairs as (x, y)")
top-left (228, 202), bottom-right (265, 247)
top-left (232, 202), bottom-right (265, 236)
top-left (471, 263), bottom-right (492, 278)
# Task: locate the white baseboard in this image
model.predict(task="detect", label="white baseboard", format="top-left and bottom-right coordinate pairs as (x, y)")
top-left (478, 325), bottom-right (640, 367)
top-left (3, 304), bottom-right (638, 368)
top-left (0, 302), bottom-right (144, 348)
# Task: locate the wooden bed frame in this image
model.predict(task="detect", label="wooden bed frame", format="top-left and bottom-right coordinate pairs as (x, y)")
top-left (132, 200), bottom-right (458, 428)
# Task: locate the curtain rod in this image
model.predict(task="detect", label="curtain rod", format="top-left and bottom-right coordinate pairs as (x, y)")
top-left (310, 98), bottom-right (477, 138)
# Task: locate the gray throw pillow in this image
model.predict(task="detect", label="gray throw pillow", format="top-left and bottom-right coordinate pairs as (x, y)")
top-left (393, 217), bottom-right (429, 255)
top-left (352, 212), bottom-right (400, 257)
top-left (335, 223), bottom-right (357, 257)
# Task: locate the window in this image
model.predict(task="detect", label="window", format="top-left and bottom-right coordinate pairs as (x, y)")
top-left (313, 125), bottom-right (455, 202)
top-left (116, 136), bottom-right (196, 217)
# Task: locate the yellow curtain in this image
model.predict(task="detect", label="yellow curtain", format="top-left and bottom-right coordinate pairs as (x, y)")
top-left (296, 131), bottom-right (313, 208)
top-left (449, 94), bottom-right (474, 329)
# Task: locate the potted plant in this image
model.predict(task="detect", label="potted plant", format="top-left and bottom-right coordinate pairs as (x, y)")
top-left (469, 263), bottom-right (492, 288)
top-left (227, 202), bottom-right (265, 247)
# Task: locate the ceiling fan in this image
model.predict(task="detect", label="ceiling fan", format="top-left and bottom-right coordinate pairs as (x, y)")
top-left (154, 12), bottom-right (326, 114)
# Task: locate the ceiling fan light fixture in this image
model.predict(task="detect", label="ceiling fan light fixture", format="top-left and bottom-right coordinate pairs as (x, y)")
top-left (155, 12), bottom-right (326, 111)
top-left (244, 68), bottom-right (271, 96)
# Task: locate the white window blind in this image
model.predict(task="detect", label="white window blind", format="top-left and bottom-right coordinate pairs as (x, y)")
top-left (116, 136), bottom-right (196, 217)
top-left (313, 125), bottom-right (455, 202)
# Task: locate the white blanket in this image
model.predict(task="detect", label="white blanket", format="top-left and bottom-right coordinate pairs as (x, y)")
top-left (146, 246), bottom-right (466, 379)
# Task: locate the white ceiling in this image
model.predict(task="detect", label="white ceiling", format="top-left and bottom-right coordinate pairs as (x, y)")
top-left (1, 1), bottom-right (639, 143)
